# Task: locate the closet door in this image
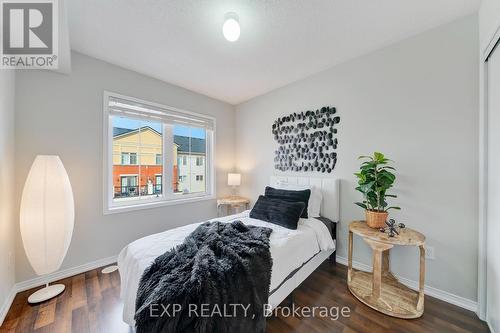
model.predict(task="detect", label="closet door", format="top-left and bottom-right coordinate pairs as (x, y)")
top-left (487, 45), bottom-right (500, 332)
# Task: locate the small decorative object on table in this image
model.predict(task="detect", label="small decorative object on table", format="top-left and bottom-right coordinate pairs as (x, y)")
top-left (354, 152), bottom-right (400, 228)
top-left (379, 218), bottom-right (406, 237)
top-left (348, 221), bottom-right (426, 319)
top-left (217, 196), bottom-right (250, 217)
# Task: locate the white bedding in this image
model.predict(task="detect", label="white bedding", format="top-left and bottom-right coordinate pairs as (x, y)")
top-left (117, 210), bottom-right (335, 326)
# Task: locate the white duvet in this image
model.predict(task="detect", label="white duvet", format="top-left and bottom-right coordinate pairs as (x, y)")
top-left (117, 210), bottom-right (335, 326)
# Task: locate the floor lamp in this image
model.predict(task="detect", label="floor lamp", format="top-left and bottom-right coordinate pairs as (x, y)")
top-left (20, 155), bottom-right (74, 304)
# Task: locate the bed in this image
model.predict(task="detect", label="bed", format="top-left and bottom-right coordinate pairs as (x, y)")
top-left (117, 176), bottom-right (340, 327)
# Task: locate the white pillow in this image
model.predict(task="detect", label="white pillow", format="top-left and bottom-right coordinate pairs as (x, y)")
top-left (273, 182), bottom-right (323, 217)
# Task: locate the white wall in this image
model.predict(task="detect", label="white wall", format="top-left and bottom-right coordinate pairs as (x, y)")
top-left (235, 15), bottom-right (479, 301)
top-left (0, 70), bottom-right (16, 322)
top-left (14, 52), bottom-right (235, 282)
top-left (479, 0), bottom-right (500, 329)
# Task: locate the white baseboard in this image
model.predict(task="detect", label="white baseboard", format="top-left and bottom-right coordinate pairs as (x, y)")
top-left (336, 255), bottom-right (478, 313)
top-left (488, 320), bottom-right (496, 333)
top-left (15, 255), bottom-right (118, 293)
top-left (0, 255), bottom-right (117, 327)
top-left (0, 286), bottom-right (17, 326)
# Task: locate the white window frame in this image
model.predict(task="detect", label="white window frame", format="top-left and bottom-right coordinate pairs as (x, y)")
top-left (103, 91), bottom-right (216, 214)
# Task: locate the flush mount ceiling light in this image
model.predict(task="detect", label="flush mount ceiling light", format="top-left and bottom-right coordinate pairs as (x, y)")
top-left (223, 12), bottom-right (240, 42)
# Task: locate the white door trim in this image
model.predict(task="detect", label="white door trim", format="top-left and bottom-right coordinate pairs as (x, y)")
top-left (479, 30), bottom-right (500, 322)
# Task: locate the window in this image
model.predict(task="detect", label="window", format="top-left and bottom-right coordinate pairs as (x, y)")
top-left (155, 175), bottom-right (162, 193)
top-left (104, 92), bottom-right (215, 213)
top-left (174, 125), bottom-right (207, 194)
top-left (130, 153), bottom-right (137, 165)
top-left (121, 153), bottom-right (129, 165)
top-left (113, 117), bottom-right (163, 200)
top-left (120, 175), bottom-right (138, 196)
top-left (121, 152), bottom-right (138, 165)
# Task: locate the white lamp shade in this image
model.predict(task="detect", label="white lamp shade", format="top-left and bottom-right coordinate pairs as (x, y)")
top-left (227, 173), bottom-right (241, 186)
top-left (20, 156), bottom-right (74, 276)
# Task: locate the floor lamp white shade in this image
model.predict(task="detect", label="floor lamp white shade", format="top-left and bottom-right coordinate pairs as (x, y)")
top-left (20, 155), bottom-right (74, 303)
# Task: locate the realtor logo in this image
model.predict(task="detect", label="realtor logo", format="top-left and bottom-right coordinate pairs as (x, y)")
top-left (1, 0), bottom-right (58, 69)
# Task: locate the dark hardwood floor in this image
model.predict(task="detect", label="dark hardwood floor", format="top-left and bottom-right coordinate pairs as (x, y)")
top-left (0, 262), bottom-right (489, 333)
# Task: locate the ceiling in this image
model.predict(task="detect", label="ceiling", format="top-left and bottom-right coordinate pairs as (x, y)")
top-left (68, 0), bottom-right (480, 105)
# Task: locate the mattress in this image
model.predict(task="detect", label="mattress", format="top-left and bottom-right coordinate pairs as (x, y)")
top-left (117, 210), bottom-right (335, 326)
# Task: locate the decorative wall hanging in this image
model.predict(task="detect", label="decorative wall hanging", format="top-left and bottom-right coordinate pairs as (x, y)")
top-left (272, 106), bottom-right (340, 173)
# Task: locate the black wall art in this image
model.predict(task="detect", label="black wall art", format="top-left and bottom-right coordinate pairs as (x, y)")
top-left (272, 106), bottom-right (340, 173)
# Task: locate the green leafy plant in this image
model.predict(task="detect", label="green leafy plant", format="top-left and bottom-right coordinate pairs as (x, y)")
top-left (354, 152), bottom-right (401, 212)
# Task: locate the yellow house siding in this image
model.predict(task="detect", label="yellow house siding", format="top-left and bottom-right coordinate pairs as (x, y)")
top-left (112, 128), bottom-right (178, 166)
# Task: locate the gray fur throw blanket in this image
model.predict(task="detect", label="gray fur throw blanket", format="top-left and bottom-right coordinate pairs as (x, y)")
top-left (135, 220), bottom-right (273, 333)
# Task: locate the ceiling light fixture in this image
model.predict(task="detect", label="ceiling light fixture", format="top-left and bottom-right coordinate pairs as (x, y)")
top-left (223, 12), bottom-right (240, 42)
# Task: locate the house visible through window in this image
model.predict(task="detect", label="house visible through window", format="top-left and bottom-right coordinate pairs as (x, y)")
top-left (104, 92), bottom-right (214, 213)
top-left (175, 124), bottom-right (208, 194)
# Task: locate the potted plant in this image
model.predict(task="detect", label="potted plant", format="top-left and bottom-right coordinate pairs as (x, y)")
top-left (354, 152), bottom-right (400, 228)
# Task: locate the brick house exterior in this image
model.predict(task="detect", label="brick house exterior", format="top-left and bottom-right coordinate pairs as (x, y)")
top-left (112, 126), bottom-right (205, 198)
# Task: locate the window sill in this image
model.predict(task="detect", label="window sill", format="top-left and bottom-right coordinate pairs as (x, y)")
top-left (103, 194), bottom-right (216, 215)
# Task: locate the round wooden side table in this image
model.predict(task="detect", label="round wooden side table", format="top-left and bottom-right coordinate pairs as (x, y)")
top-left (217, 196), bottom-right (250, 217)
top-left (347, 221), bottom-right (426, 319)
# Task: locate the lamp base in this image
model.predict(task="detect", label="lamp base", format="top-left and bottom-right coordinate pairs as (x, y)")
top-left (101, 265), bottom-right (119, 274)
top-left (28, 284), bottom-right (65, 304)
top-left (231, 186), bottom-right (238, 198)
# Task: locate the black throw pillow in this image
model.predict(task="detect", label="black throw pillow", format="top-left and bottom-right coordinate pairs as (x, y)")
top-left (250, 195), bottom-right (305, 230)
top-left (264, 186), bottom-right (311, 218)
